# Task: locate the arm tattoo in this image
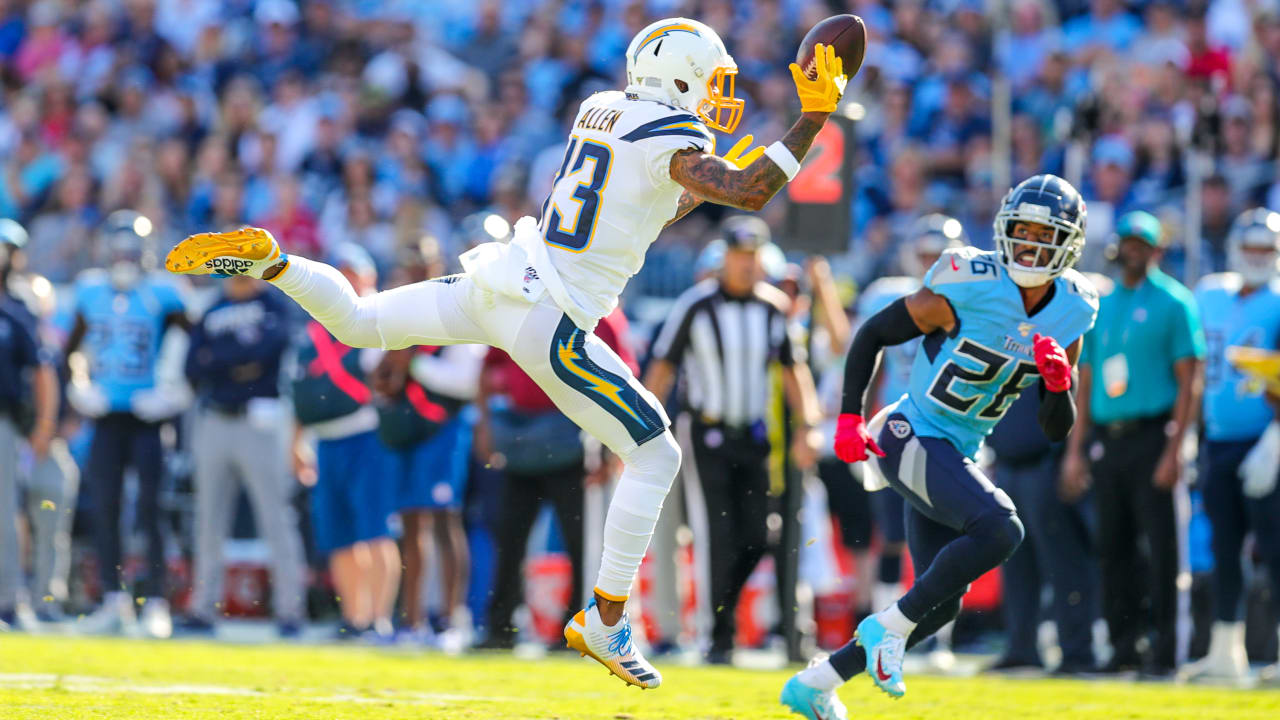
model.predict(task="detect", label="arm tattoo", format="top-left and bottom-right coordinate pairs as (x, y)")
top-left (668, 112), bottom-right (828, 212)
top-left (664, 190), bottom-right (704, 228)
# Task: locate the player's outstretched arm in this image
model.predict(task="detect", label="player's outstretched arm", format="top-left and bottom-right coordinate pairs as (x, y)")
top-left (668, 44), bottom-right (846, 213)
top-left (841, 288), bottom-right (954, 417)
top-left (833, 288), bottom-right (954, 462)
top-left (669, 112), bottom-right (826, 212)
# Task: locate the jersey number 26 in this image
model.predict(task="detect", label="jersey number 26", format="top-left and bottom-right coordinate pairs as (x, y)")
top-left (540, 136), bottom-right (613, 252)
top-left (928, 338), bottom-right (1038, 420)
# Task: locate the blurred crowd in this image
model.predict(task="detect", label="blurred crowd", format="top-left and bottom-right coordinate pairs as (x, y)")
top-left (1, 0), bottom-right (1280, 681)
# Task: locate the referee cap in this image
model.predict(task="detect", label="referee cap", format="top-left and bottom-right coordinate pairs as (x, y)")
top-left (720, 215), bottom-right (771, 251)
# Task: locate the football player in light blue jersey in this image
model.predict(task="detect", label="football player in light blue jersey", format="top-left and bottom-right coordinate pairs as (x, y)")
top-left (854, 215), bottom-right (964, 617)
top-left (64, 211), bottom-right (190, 639)
top-left (1183, 208), bottom-right (1280, 682)
top-left (781, 175), bottom-right (1097, 713)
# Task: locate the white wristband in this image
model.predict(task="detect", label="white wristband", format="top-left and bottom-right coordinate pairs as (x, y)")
top-left (764, 141), bottom-right (802, 181)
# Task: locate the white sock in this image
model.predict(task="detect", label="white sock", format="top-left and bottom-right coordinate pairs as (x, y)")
top-left (879, 602), bottom-right (918, 636)
top-left (797, 659), bottom-right (843, 691)
top-left (270, 256), bottom-right (383, 348)
top-left (593, 433), bottom-right (680, 600)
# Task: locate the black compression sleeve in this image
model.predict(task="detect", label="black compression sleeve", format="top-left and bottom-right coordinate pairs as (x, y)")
top-left (841, 297), bottom-right (925, 416)
top-left (1037, 376), bottom-right (1077, 441)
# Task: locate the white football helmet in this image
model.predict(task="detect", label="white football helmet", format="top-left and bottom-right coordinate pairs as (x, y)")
top-left (1227, 207), bottom-right (1280, 287)
top-left (625, 18), bottom-right (743, 133)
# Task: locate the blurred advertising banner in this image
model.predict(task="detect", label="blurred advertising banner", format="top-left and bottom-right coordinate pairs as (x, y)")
top-left (783, 112), bottom-right (855, 255)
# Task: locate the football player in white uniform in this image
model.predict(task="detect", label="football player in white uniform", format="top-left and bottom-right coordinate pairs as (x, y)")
top-left (166, 18), bottom-right (845, 688)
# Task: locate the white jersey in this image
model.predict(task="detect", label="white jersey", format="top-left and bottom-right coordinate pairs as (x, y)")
top-left (513, 91), bottom-right (714, 331)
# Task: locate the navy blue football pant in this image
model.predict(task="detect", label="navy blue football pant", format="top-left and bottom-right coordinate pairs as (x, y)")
top-left (89, 413), bottom-right (166, 598)
top-left (830, 413), bottom-right (1024, 679)
top-left (996, 454), bottom-right (1100, 667)
top-left (1202, 438), bottom-right (1280, 622)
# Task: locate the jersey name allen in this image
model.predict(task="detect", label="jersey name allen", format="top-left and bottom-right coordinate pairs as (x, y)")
top-left (576, 107), bottom-right (624, 134)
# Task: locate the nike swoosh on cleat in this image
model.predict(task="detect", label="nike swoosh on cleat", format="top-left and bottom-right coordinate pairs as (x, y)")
top-left (808, 701), bottom-right (830, 720)
top-left (875, 656), bottom-right (892, 683)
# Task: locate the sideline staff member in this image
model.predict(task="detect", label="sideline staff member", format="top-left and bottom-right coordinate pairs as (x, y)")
top-left (1063, 211), bottom-right (1204, 676)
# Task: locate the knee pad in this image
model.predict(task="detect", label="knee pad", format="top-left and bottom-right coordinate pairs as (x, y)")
top-left (971, 511), bottom-right (1025, 561)
top-left (610, 431), bottom-right (681, 523)
top-left (619, 430), bottom-right (682, 484)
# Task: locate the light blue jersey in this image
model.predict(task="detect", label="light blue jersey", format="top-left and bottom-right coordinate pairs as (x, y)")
top-left (74, 271), bottom-right (186, 411)
top-left (857, 276), bottom-right (921, 411)
top-left (897, 248), bottom-right (1099, 458)
top-left (1195, 273), bottom-right (1280, 441)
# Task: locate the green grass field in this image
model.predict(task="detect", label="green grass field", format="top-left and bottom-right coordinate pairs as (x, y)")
top-left (1, 635), bottom-right (1278, 719)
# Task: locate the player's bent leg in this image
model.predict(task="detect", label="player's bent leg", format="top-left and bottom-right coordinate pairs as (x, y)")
top-left (563, 433), bottom-right (679, 689)
top-left (502, 307), bottom-right (675, 688)
top-left (847, 413), bottom-right (1024, 698)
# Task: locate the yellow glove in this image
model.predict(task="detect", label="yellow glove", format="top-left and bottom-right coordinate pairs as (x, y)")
top-left (789, 43), bottom-right (847, 114)
top-left (722, 134), bottom-right (765, 169)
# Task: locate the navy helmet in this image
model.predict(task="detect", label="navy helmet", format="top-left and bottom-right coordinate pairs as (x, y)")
top-left (993, 174), bottom-right (1086, 287)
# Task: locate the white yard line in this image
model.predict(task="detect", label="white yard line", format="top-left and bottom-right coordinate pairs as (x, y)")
top-left (0, 673), bottom-right (518, 705)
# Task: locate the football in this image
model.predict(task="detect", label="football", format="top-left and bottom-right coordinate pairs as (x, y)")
top-left (796, 14), bottom-right (868, 81)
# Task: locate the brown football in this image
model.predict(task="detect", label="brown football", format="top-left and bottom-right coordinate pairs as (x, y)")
top-left (796, 14), bottom-right (867, 81)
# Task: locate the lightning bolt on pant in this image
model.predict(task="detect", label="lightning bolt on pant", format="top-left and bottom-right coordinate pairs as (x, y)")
top-left (271, 257), bottom-right (678, 599)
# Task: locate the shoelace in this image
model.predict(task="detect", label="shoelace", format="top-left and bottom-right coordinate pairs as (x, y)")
top-left (606, 621), bottom-right (633, 656)
top-left (880, 632), bottom-right (907, 671)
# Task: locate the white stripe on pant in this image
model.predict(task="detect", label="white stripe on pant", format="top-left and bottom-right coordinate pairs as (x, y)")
top-left (0, 419), bottom-right (78, 612)
top-left (190, 409), bottom-right (305, 622)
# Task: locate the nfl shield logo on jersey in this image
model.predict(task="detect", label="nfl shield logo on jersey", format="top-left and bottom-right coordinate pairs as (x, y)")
top-left (888, 419), bottom-right (912, 439)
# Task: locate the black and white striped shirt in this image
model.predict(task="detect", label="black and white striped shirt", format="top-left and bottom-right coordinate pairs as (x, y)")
top-left (651, 279), bottom-right (801, 427)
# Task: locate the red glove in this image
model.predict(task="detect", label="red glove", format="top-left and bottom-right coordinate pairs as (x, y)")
top-left (833, 413), bottom-right (885, 463)
top-left (1033, 333), bottom-right (1072, 393)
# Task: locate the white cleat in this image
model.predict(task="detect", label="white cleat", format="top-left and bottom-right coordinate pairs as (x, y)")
top-left (164, 227), bottom-right (287, 279)
top-left (1179, 622), bottom-right (1249, 683)
top-left (139, 598), bottom-right (173, 639)
top-left (564, 598), bottom-right (661, 689)
top-left (77, 592), bottom-right (138, 636)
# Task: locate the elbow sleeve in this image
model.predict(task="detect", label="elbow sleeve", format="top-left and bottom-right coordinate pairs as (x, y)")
top-left (841, 297), bottom-right (924, 416)
top-left (1038, 380), bottom-right (1077, 442)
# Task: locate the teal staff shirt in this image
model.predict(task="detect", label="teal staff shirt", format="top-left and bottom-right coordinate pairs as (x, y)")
top-left (1081, 267), bottom-right (1206, 425)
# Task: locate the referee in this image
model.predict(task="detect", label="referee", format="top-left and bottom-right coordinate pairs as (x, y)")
top-left (644, 216), bottom-right (820, 663)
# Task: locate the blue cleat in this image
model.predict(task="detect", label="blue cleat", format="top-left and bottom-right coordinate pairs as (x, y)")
top-left (780, 673), bottom-right (848, 720)
top-left (855, 613), bottom-right (907, 698)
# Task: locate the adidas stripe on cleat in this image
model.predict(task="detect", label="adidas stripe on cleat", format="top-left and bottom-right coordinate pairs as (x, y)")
top-left (564, 598), bottom-right (662, 689)
top-left (164, 227), bottom-right (287, 279)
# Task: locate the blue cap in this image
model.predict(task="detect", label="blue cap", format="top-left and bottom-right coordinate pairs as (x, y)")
top-left (0, 218), bottom-right (28, 248)
top-left (1093, 136), bottom-right (1134, 170)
